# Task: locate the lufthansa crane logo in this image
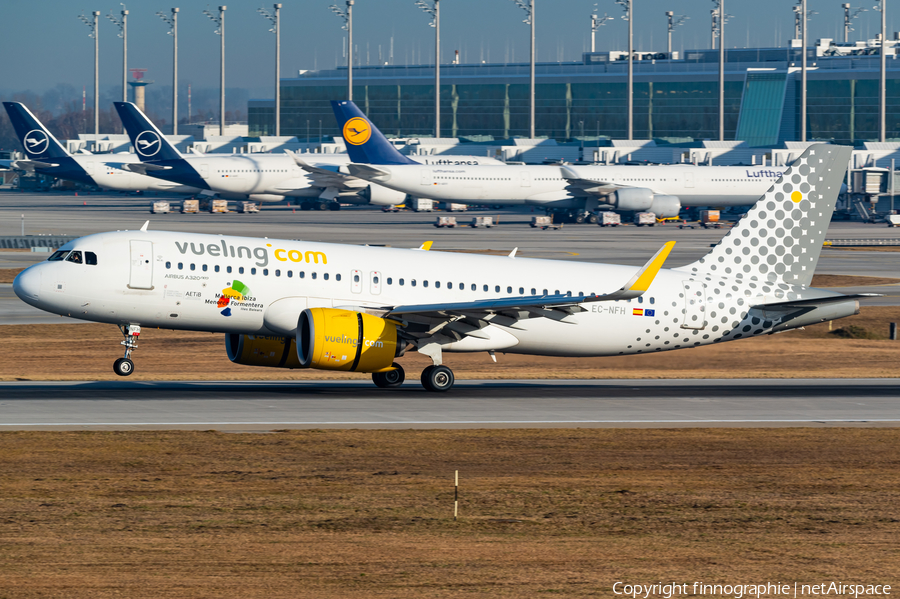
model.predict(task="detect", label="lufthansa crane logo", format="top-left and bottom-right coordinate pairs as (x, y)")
top-left (342, 117), bottom-right (371, 146)
top-left (23, 130), bottom-right (49, 155)
top-left (135, 130), bottom-right (162, 157)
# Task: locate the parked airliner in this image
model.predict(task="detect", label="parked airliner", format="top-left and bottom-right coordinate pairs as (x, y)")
top-left (3, 102), bottom-right (202, 195)
top-left (114, 101), bottom-right (502, 209)
top-left (14, 144), bottom-right (872, 391)
top-left (329, 101), bottom-right (789, 220)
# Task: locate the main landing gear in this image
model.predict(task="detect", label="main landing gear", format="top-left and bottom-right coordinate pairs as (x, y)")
top-left (421, 365), bottom-right (455, 392)
top-left (113, 324), bottom-right (141, 377)
top-left (372, 363), bottom-right (405, 388)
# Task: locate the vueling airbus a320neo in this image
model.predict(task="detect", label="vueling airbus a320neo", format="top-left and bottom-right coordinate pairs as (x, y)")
top-left (13, 144), bottom-right (875, 391)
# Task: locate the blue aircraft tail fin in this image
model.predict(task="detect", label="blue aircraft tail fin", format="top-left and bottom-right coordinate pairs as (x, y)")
top-left (3, 102), bottom-right (71, 160)
top-left (330, 100), bottom-right (417, 165)
top-left (114, 102), bottom-right (183, 162)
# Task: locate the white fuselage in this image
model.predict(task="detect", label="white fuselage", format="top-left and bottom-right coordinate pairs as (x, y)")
top-left (14, 229), bottom-right (822, 359)
top-left (77, 154), bottom-right (201, 194)
top-left (166, 153), bottom-right (504, 200)
top-left (364, 164), bottom-right (785, 207)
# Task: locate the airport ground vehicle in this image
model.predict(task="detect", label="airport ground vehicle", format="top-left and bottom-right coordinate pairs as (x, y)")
top-left (13, 145), bottom-right (877, 392)
top-left (598, 212), bottom-right (622, 227)
top-left (435, 216), bottom-right (457, 228)
top-left (634, 212), bottom-right (656, 226)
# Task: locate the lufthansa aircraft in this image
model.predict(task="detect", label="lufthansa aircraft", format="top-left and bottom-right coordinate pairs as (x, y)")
top-left (114, 101), bottom-right (502, 208)
top-left (2, 102), bottom-right (202, 195)
top-left (13, 144), bottom-right (874, 391)
top-left (331, 100), bottom-right (789, 219)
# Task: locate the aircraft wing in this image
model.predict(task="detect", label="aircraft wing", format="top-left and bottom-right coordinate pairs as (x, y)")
top-left (10, 159), bottom-right (60, 171)
top-left (376, 242), bottom-right (675, 340)
top-left (121, 162), bottom-right (173, 175)
top-left (559, 165), bottom-right (622, 196)
top-left (345, 163), bottom-right (392, 182)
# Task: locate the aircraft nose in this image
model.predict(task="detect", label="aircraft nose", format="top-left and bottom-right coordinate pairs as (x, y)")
top-left (13, 265), bottom-right (42, 304)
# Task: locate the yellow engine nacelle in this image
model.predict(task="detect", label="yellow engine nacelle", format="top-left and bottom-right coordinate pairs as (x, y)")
top-left (297, 308), bottom-right (398, 373)
top-left (226, 334), bottom-right (302, 368)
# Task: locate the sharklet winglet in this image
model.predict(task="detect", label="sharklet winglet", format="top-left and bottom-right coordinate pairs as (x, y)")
top-left (140, 220), bottom-right (149, 232)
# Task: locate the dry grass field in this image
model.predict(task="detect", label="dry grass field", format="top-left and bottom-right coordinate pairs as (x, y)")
top-left (0, 429), bottom-right (898, 598)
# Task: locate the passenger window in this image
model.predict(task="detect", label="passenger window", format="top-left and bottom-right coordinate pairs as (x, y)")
top-left (48, 250), bottom-right (68, 261)
top-left (424, 281), bottom-right (429, 288)
top-left (165, 261), bottom-right (171, 269)
top-left (519, 287), bottom-right (524, 294)
top-left (251, 268), bottom-right (257, 275)
top-left (324, 273), bottom-right (329, 280)
top-left (299, 271), bottom-right (305, 278)
top-left (214, 265), bottom-right (220, 273)
top-left (287, 270), bottom-right (293, 278)
top-left (85, 251), bottom-right (98, 265)
top-left (202, 264), bottom-right (208, 272)
top-left (275, 269), bottom-right (281, 277)
top-left (495, 285), bottom-right (500, 293)
top-left (459, 283), bottom-right (464, 290)
top-left (471, 284), bottom-right (476, 291)
top-left (312, 272), bottom-right (317, 279)
top-left (435, 281), bottom-right (440, 288)
top-left (399, 278), bottom-right (405, 286)
top-left (531, 288), bottom-right (536, 295)
top-left (190, 264), bottom-right (196, 271)
top-left (387, 277), bottom-right (393, 285)
top-left (411, 280), bottom-right (417, 287)
top-left (483, 285), bottom-right (488, 292)
top-left (336, 273), bottom-right (341, 281)
top-left (178, 262), bottom-right (183, 270)
top-left (543, 289), bottom-right (548, 295)
top-left (66, 251), bottom-right (83, 264)
top-left (373, 275), bottom-right (379, 284)
top-left (638, 296), bottom-right (643, 304)
top-left (354, 274), bottom-right (360, 282)
top-left (239, 267), bottom-right (245, 274)
top-left (227, 266), bottom-right (232, 274)
top-left (263, 269), bottom-right (269, 276)
top-left (650, 297), bottom-right (655, 304)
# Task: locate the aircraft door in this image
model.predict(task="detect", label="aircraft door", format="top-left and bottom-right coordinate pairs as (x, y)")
top-left (420, 169), bottom-right (433, 185)
top-left (680, 281), bottom-right (706, 329)
top-left (128, 240), bottom-right (154, 290)
top-left (684, 172), bottom-right (695, 188)
top-left (198, 163), bottom-right (209, 178)
top-left (370, 271), bottom-right (382, 295)
top-left (351, 269), bottom-right (363, 294)
top-left (520, 171), bottom-right (532, 187)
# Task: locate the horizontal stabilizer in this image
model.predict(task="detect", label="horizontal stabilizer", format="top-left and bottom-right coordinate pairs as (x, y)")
top-left (346, 163), bottom-right (392, 182)
top-left (752, 294), bottom-right (882, 311)
top-left (11, 159), bottom-right (59, 170)
top-left (122, 162), bottom-right (172, 175)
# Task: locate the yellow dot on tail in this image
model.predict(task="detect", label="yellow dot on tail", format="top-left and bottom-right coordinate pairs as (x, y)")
top-left (791, 191), bottom-right (803, 203)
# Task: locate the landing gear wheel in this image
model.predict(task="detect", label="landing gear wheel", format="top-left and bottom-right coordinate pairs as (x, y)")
top-left (421, 365), bottom-right (454, 392)
top-left (328, 202), bottom-right (341, 211)
top-left (373, 363), bottom-right (405, 388)
top-left (587, 213), bottom-right (599, 224)
top-left (575, 213), bottom-right (586, 224)
top-left (113, 357), bottom-right (134, 377)
top-left (316, 202), bottom-right (329, 210)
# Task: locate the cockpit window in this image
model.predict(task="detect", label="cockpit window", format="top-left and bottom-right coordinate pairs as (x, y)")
top-left (66, 251), bottom-right (83, 264)
top-left (48, 250), bottom-right (68, 261)
top-left (85, 251), bottom-right (98, 265)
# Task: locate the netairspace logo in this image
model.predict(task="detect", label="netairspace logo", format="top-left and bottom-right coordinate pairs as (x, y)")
top-left (612, 581), bottom-right (892, 599)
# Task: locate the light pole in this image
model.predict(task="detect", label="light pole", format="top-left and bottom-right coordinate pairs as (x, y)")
top-left (156, 8), bottom-right (179, 135)
top-left (107, 6), bottom-right (127, 105)
top-left (876, 0), bottom-right (886, 142)
top-left (666, 11), bottom-right (688, 56)
top-left (78, 11), bottom-right (100, 135)
top-left (258, 4), bottom-right (282, 136)
top-left (842, 4), bottom-right (866, 44)
top-left (615, 0), bottom-right (632, 140)
top-left (204, 5), bottom-right (227, 135)
top-left (415, 0), bottom-right (441, 138)
top-left (510, 0), bottom-right (536, 139)
top-left (801, 0), bottom-right (807, 142)
top-left (712, 0), bottom-right (725, 141)
top-left (590, 5), bottom-right (613, 53)
top-left (330, 1), bottom-right (354, 101)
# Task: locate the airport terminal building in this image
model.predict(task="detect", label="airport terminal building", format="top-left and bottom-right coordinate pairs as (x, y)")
top-left (249, 40), bottom-right (900, 146)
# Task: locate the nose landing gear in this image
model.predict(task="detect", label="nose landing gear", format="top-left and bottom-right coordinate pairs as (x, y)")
top-left (113, 324), bottom-right (141, 377)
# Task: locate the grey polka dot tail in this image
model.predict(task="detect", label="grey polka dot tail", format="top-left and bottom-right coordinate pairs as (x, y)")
top-left (678, 144), bottom-right (853, 288)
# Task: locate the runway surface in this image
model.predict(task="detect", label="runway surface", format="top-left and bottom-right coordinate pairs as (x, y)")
top-left (0, 379), bottom-right (897, 430)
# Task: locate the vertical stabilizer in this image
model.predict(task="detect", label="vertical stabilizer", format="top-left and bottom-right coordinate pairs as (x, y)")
top-left (114, 102), bottom-right (183, 162)
top-left (3, 102), bottom-right (71, 160)
top-left (330, 100), bottom-right (418, 165)
top-left (679, 144), bottom-right (852, 287)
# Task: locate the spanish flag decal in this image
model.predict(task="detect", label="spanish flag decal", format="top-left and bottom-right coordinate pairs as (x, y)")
top-left (633, 308), bottom-right (643, 316)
